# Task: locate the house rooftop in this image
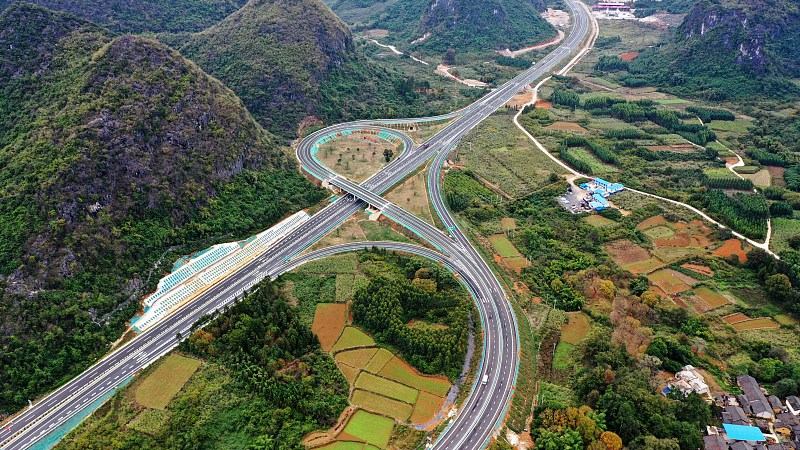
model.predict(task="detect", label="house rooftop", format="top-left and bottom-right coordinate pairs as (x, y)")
top-left (723, 423), bottom-right (765, 442)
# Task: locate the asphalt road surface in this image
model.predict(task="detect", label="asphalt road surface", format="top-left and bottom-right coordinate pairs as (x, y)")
top-left (0, 1), bottom-right (590, 448)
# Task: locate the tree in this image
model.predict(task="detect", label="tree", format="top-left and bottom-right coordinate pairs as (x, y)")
top-left (766, 273), bottom-right (792, 300)
top-left (599, 280), bottom-right (616, 300)
top-left (444, 48), bottom-right (457, 65)
top-left (774, 378), bottom-right (798, 398)
top-left (599, 431), bottom-right (623, 450)
top-left (628, 436), bottom-right (680, 450)
top-left (535, 429), bottom-right (585, 450)
top-left (383, 148), bottom-right (394, 162)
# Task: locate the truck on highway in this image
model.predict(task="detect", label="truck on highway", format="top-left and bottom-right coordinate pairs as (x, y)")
top-left (482, 374), bottom-right (488, 385)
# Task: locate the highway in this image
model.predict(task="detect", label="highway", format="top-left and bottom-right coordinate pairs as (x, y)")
top-left (0, 1), bottom-right (590, 448)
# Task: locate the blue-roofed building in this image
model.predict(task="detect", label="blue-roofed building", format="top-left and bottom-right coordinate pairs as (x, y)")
top-left (722, 423), bottom-right (765, 442)
top-left (593, 177), bottom-right (624, 194)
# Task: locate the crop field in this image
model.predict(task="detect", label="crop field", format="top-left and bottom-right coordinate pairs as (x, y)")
top-left (648, 269), bottom-right (697, 295)
top-left (712, 239), bottom-right (748, 262)
top-left (546, 121), bottom-right (588, 132)
top-left (504, 257), bottom-right (530, 274)
top-left (624, 258), bottom-right (666, 274)
top-left (318, 442), bottom-right (367, 450)
top-left (643, 225), bottom-right (675, 239)
top-left (459, 113), bottom-right (566, 197)
top-left (732, 318), bottom-right (781, 331)
top-left (770, 218), bottom-right (800, 254)
top-left (562, 146), bottom-right (616, 175)
top-left (740, 169), bottom-right (771, 187)
top-left (335, 348), bottom-right (379, 370)
top-left (694, 287), bottom-right (729, 309)
top-left (561, 312), bottom-right (590, 345)
top-left (378, 357), bottom-right (451, 397)
top-left (410, 391), bottom-right (446, 424)
top-left (655, 99), bottom-right (689, 104)
top-left (331, 327), bottom-right (376, 353)
top-left (768, 166), bottom-right (786, 187)
top-left (352, 389), bottom-right (414, 421)
top-left (135, 354), bottom-right (201, 410)
top-left (708, 120), bottom-right (751, 133)
top-left (338, 363), bottom-right (361, 385)
top-left (355, 372), bottom-right (419, 404)
top-left (604, 239), bottom-right (652, 267)
top-left (586, 116), bottom-right (631, 131)
top-left (488, 234), bottom-right (523, 258)
top-left (583, 215), bottom-right (616, 228)
top-left (365, 348), bottom-right (394, 373)
top-left (296, 253), bottom-right (359, 275)
top-left (681, 263), bottom-right (714, 277)
top-left (723, 313), bottom-right (752, 324)
top-left (313, 303), bottom-right (348, 351)
top-left (341, 410), bottom-right (395, 449)
top-left (775, 314), bottom-right (799, 326)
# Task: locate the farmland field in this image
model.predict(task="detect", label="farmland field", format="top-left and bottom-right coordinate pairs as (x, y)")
top-left (643, 225), bottom-right (675, 239)
top-left (355, 372), bottom-right (419, 404)
top-left (317, 442), bottom-right (366, 450)
top-left (713, 239), bottom-right (748, 262)
top-left (127, 409), bottom-right (171, 435)
top-left (331, 327), bottom-right (376, 353)
top-left (655, 99), bottom-right (689, 104)
top-left (546, 121), bottom-right (588, 132)
top-left (693, 287), bottom-right (728, 309)
top-left (342, 410), bottom-right (395, 449)
top-left (338, 363), bottom-right (361, 385)
top-left (500, 217), bottom-right (517, 231)
top-left (775, 314), bottom-right (799, 326)
top-left (732, 318), bottom-right (781, 331)
top-left (335, 348), bottom-right (379, 370)
top-left (295, 253), bottom-right (358, 275)
top-left (378, 357), bottom-right (451, 397)
top-left (336, 274), bottom-right (357, 303)
top-left (583, 215), bottom-right (616, 228)
top-left (708, 120), bottom-right (751, 133)
top-left (365, 348), bottom-right (395, 373)
top-left (623, 258), bottom-right (666, 274)
top-left (723, 313), bottom-right (750, 324)
top-left (648, 269), bottom-right (696, 295)
top-left (488, 234), bottom-right (523, 258)
top-left (411, 391), bottom-right (446, 424)
top-left (352, 389), bottom-right (414, 421)
top-left (312, 303), bottom-right (348, 351)
top-left (135, 354), bottom-right (201, 410)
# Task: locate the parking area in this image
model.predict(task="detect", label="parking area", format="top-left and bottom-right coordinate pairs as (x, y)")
top-left (557, 184), bottom-right (592, 214)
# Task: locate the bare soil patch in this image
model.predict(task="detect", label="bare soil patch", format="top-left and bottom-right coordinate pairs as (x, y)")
top-left (619, 52), bottom-right (640, 61)
top-left (312, 303), bottom-right (348, 351)
top-left (648, 269), bottom-right (696, 295)
top-left (535, 99), bottom-right (553, 109)
top-left (767, 166), bottom-right (786, 187)
top-left (712, 239), bottom-right (748, 262)
top-left (722, 313), bottom-right (750, 324)
top-left (605, 239), bottom-right (651, 266)
top-left (680, 263), bottom-right (714, 277)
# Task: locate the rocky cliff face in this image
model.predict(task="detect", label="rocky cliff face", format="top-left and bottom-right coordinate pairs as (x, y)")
top-left (631, 0), bottom-right (800, 99)
top-left (677, 0), bottom-right (799, 76)
top-left (414, 0), bottom-right (553, 51)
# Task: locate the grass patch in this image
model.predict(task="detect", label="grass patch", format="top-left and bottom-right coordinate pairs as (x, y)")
top-left (538, 381), bottom-right (573, 409)
top-left (708, 120), bottom-right (751, 133)
top-left (342, 410), bottom-right (395, 449)
top-left (552, 342), bottom-right (575, 370)
top-left (134, 354), bottom-right (201, 410)
top-left (378, 357), bottom-right (450, 397)
top-left (127, 409), bottom-right (172, 435)
top-left (488, 234), bottom-right (523, 258)
top-left (331, 327), bottom-right (376, 353)
top-left (318, 442), bottom-right (367, 450)
top-left (643, 225), bottom-right (675, 239)
top-left (355, 372), bottom-right (419, 404)
top-left (583, 215), bottom-right (616, 228)
top-left (561, 313), bottom-right (590, 345)
top-left (352, 389), bottom-right (413, 421)
top-left (655, 99), bottom-right (689, 104)
top-left (694, 287), bottom-right (729, 309)
top-left (770, 218), bottom-right (800, 254)
top-left (458, 112), bottom-right (566, 197)
top-left (732, 318), bottom-right (781, 331)
top-left (295, 253), bottom-right (359, 274)
top-left (775, 314), bottom-right (799, 326)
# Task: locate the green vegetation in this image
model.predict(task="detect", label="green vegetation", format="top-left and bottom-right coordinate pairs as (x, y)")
top-left (55, 281), bottom-right (349, 450)
top-left (627, 0), bottom-right (800, 100)
top-left (176, 0), bottom-right (458, 138)
top-left (0, 4), bottom-right (324, 415)
top-left (342, 410), bottom-right (395, 448)
top-left (352, 250), bottom-right (471, 379)
top-left (134, 354), bottom-right (201, 409)
top-left (0, 0), bottom-right (248, 33)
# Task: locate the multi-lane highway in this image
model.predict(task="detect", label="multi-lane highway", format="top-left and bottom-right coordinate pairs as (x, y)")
top-left (0, 1), bottom-right (591, 448)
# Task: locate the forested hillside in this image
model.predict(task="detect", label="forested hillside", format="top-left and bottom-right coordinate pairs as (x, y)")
top-left (0, 0), bottom-right (248, 33)
top-left (54, 282), bottom-right (349, 450)
top-left (0, 3), bottom-right (323, 415)
top-left (631, 0), bottom-right (800, 100)
top-left (330, 0), bottom-right (555, 53)
top-left (177, 0), bottom-right (438, 138)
